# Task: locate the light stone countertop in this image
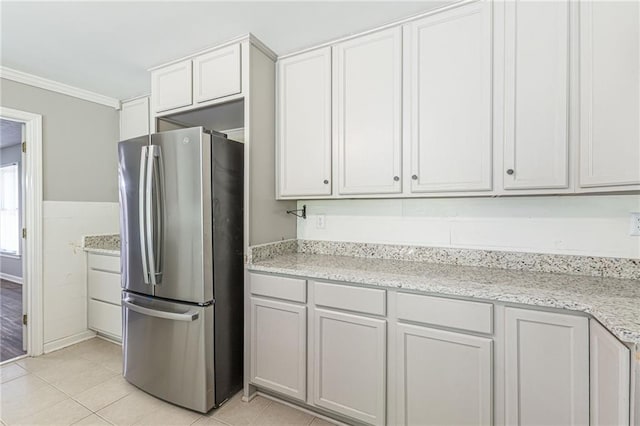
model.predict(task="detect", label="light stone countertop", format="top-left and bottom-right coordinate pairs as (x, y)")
top-left (248, 252), bottom-right (640, 345)
top-left (82, 234), bottom-right (120, 256)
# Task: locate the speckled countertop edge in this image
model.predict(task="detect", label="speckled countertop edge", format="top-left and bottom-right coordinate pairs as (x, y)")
top-left (248, 251), bottom-right (640, 345)
top-left (82, 234), bottom-right (120, 255)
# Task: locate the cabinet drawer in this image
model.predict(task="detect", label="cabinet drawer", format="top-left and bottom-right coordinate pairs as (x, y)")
top-left (88, 299), bottom-right (122, 339)
top-left (88, 269), bottom-right (122, 305)
top-left (397, 292), bottom-right (493, 334)
top-left (250, 273), bottom-right (306, 303)
top-left (313, 281), bottom-right (386, 316)
top-left (88, 254), bottom-right (120, 274)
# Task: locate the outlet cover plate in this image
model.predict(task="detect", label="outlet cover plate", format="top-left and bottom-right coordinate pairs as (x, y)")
top-left (630, 212), bottom-right (640, 236)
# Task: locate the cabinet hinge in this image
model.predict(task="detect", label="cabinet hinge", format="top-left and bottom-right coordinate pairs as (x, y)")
top-left (22, 314), bottom-right (27, 325)
top-left (22, 228), bottom-right (26, 239)
top-left (22, 142), bottom-right (26, 153)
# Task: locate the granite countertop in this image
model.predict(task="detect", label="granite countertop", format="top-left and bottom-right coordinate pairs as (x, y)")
top-left (82, 234), bottom-right (120, 255)
top-left (249, 251), bottom-right (640, 345)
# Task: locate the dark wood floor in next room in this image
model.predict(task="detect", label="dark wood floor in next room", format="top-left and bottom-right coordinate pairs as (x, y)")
top-left (0, 279), bottom-right (26, 362)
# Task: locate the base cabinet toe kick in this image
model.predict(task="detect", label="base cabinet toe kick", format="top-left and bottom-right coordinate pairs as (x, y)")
top-left (246, 272), bottom-right (636, 426)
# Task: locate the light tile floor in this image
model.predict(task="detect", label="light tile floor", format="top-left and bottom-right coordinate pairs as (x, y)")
top-left (0, 338), bottom-right (336, 426)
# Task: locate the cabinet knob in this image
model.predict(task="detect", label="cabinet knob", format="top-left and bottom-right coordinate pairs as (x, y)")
top-left (506, 169), bottom-right (514, 175)
top-left (323, 179), bottom-right (329, 184)
top-left (393, 176), bottom-right (400, 182)
top-left (411, 175), bottom-right (418, 180)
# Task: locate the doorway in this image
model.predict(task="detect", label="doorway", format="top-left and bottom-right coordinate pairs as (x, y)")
top-left (0, 118), bottom-right (26, 361)
top-left (0, 107), bottom-right (44, 362)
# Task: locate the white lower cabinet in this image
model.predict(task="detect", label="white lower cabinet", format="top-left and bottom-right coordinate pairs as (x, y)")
top-left (396, 324), bottom-right (492, 426)
top-left (87, 253), bottom-right (122, 340)
top-left (590, 319), bottom-right (631, 426)
top-left (313, 308), bottom-right (386, 426)
top-left (505, 307), bottom-right (589, 426)
top-left (250, 296), bottom-right (306, 401)
top-left (248, 273), bottom-right (630, 426)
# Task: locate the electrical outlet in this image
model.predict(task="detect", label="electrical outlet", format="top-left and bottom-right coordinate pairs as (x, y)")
top-left (630, 212), bottom-right (640, 236)
top-left (316, 214), bottom-right (326, 230)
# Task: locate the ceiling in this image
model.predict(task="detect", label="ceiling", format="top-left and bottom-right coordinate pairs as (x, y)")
top-left (0, 1), bottom-right (450, 101)
top-left (0, 119), bottom-right (23, 149)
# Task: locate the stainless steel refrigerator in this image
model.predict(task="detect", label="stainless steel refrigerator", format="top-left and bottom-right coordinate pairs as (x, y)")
top-left (118, 127), bottom-right (244, 413)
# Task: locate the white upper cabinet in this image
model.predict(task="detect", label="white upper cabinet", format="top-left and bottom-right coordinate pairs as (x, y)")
top-left (120, 97), bottom-right (149, 141)
top-left (502, 1), bottom-right (570, 190)
top-left (579, 1), bottom-right (640, 188)
top-left (151, 60), bottom-right (193, 113)
top-left (277, 47), bottom-right (332, 198)
top-left (334, 27), bottom-right (402, 195)
top-left (407, 1), bottom-right (493, 193)
top-left (505, 308), bottom-right (589, 426)
top-left (194, 44), bottom-right (241, 104)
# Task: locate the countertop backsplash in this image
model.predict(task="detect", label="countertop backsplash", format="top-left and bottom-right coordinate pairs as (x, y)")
top-left (249, 239), bottom-right (640, 281)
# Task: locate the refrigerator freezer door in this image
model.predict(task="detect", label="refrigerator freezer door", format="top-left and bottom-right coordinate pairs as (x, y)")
top-left (119, 136), bottom-right (153, 297)
top-left (151, 127), bottom-right (213, 304)
top-left (122, 292), bottom-right (215, 413)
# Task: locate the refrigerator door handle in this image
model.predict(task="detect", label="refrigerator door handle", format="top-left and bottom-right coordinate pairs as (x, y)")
top-left (153, 146), bottom-right (165, 282)
top-left (123, 298), bottom-right (200, 322)
top-left (138, 146), bottom-right (150, 284)
top-left (145, 145), bottom-right (164, 285)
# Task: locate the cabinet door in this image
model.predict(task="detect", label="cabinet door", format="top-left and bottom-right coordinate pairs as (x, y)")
top-left (505, 308), bottom-right (589, 426)
top-left (277, 48), bottom-right (332, 197)
top-left (193, 44), bottom-right (241, 104)
top-left (396, 324), bottom-right (492, 426)
top-left (503, 1), bottom-right (569, 189)
top-left (314, 308), bottom-right (386, 426)
top-left (335, 27), bottom-right (402, 195)
top-left (151, 60), bottom-right (193, 113)
top-left (579, 1), bottom-right (640, 188)
top-left (250, 297), bottom-right (306, 401)
top-left (120, 97), bottom-right (150, 141)
top-left (408, 1), bottom-right (493, 193)
top-left (590, 319), bottom-right (630, 426)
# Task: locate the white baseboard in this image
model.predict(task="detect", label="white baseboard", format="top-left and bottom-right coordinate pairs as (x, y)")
top-left (0, 272), bottom-right (23, 285)
top-left (43, 330), bottom-right (96, 354)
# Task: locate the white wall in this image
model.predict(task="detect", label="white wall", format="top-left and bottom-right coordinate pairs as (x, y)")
top-left (43, 201), bottom-right (119, 347)
top-left (297, 195), bottom-right (640, 259)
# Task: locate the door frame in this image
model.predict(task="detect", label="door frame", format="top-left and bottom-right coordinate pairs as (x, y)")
top-left (0, 107), bottom-right (44, 358)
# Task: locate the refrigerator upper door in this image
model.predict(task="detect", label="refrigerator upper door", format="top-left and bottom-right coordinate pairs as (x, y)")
top-left (151, 127), bottom-right (213, 304)
top-left (119, 136), bottom-right (153, 297)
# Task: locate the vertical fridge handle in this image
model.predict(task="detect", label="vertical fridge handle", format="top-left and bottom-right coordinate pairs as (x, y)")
top-left (138, 146), bottom-right (150, 284)
top-left (146, 145), bottom-right (164, 286)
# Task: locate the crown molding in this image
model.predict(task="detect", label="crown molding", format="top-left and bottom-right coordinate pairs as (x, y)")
top-left (0, 66), bottom-right (121, 110)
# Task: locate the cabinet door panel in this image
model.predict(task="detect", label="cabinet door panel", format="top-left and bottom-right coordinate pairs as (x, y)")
top-left (408, 1), bottom-right (493, 192)
top-left (505, 308), bottom-right (589, 426)
top-left (120, 97), bottom-right (150, 141)
top-left (590, 319), bottom-right (630, 426)
top-left (335, 27), bottom-right (402, 195)
top-left (151, 60), bottom-right (193, 113)
top-left (314, 309), bottom-right (386, 426)
top-left (194, 44), bottom-right (241, 103)
top-left (250, 297), bottom-right (306, 401)
top-left (503, 1), bottom-right (569, 189)
top-left (277, 48), bottom-right (332, 197)
top-left (396, 324), bottom-right (492, 426)
top-left (580, 1), bottom-right (640, 187)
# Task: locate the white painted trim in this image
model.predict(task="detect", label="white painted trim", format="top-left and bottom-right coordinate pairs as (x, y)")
top-left (277, 0), bottom-right (471, 60)
top-left (43, 330), bottom-right (96, 354)
top-left (0, 67), bottom-right (121, 110)
top-left (0, 106), bottom-right (44, 356)
top-left (0, 272), bottom-right (23, 285)
top-left (148, 33), bottom-right (277, 72)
